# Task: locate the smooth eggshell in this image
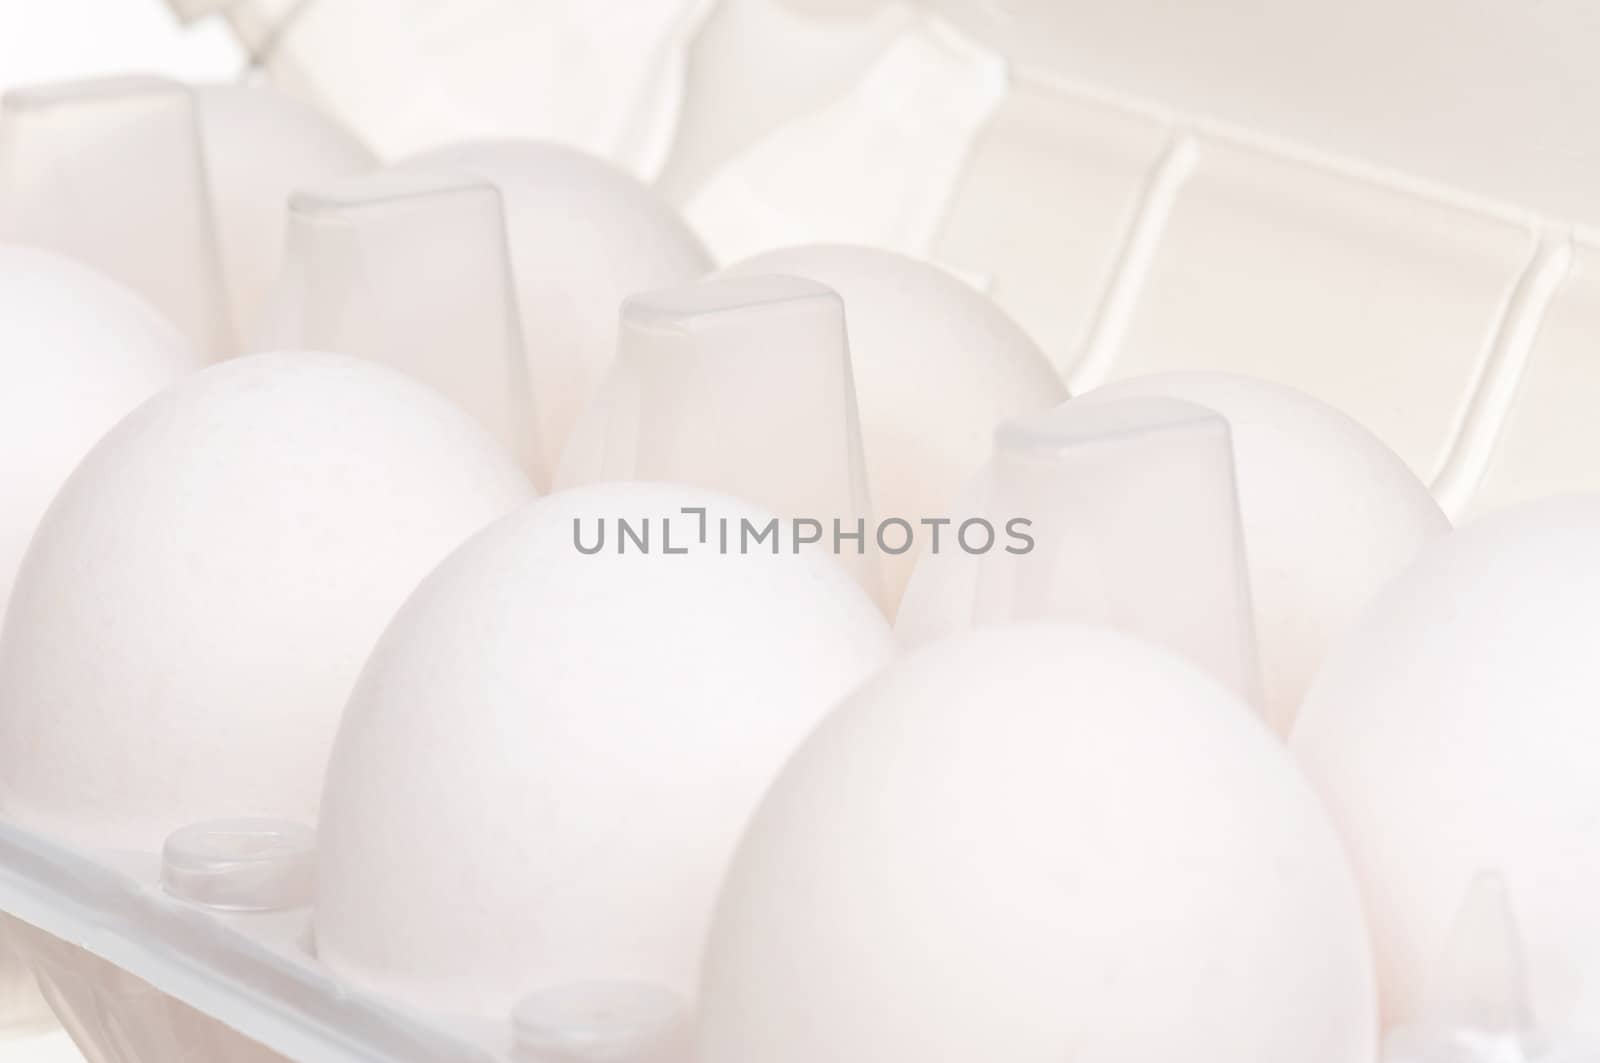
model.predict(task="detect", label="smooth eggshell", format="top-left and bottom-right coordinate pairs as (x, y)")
top-left (1293, 496), bottom-right (1600, 1038)
top-left (0, 352), bottom-right (533, 853)
top-left (699, 624), bottom-right (1376, 1063)
top-left (315, 483), bottom-right (894, 1018)
top-left (0, 244), bottom-right (202, 629)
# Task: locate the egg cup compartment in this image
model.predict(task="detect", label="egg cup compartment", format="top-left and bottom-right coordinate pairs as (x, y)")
top-left (557, 273), bottom-right (881, 603)
top-left (265, 172), bottom-right (542, 478)
top-left (0, 817), bottom-right (502, 1063)
top-left (0, 669), bottom-right (1596, 1063)
top-left (0, 75), bottom-right (373, 358)
top-left (896, 394), bottom-right (1261, 711)
top-left (0, 77), bottom-right (238, 356)
top-left (261, 145), bottom-right (712, 489)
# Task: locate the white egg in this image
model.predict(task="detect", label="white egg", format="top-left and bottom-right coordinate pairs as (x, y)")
top-left (1293, 496), bottom-right (1600, 1040)
top-left (314, 484), bottom-right (894, 1020)
top-left (0, 245), bottom-right (202, 630)
top-left (1083, 371), bottom-right (1448, 734)
top-left (0, 352), bottom-right (533, 854)
top-left (265, 140), bottom-right (711, 486)
top-left (721, 244), bottom-right (1064, 605)
top-left (698, 624), bottom-right (1376, 1063)
top-left (0, 76), bottom-right (372, 354)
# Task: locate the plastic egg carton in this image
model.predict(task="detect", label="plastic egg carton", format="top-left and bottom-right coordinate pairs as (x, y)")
top-left (1, 0), bottom-right (1599, 1061)
top-left (0, 816), bottom-right (546, 1062)
top-left (0, 73), bottom-right (372, 356)
top-left (169, 0), bottom-right (1600, 520)
top-left (0, 357), bottom-right (1568, 1063)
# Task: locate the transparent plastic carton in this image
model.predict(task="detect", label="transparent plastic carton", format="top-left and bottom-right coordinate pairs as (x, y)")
top-left (4, 0), bottom-right (1600, 1060)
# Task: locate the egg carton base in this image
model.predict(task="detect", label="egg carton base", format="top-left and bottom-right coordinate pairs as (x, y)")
top-left (0, 820), bottom-right (499, 1063)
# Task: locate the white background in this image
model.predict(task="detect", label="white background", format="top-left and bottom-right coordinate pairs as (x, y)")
top-left (0, 0), bottom-right (242, 95)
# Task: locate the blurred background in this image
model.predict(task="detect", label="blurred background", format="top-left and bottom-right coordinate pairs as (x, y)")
top-left (0, 0), bottom-right (239, 92)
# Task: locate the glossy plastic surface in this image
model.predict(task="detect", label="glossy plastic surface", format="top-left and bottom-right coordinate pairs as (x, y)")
top-left (181, 0), bottom-right (709, 175)
top-left (721, 244), bottom-right (1064, 606)
top-left (261, 172), bottom-right (540, 475)
top-left (1084, 372), bottom-right (1449, 733)
top-left (0, 76), bottom-right (371, 356)
top-left (558, 275), bottom-right (880, 602)
top-left (261, 141), bottom-right (711, 486)
top-left (897, 396), bottom-right (1262, 711)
